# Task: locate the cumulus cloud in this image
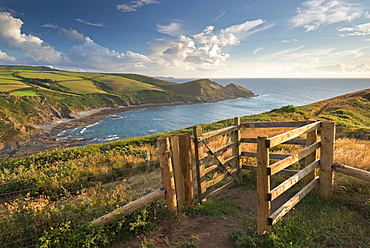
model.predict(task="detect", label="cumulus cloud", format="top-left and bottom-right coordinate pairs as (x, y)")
top-left (291, 0), bottom-right (363, 32)
top-left (294, 63), bottom-right (370, 74)
top-left (42, 23), bottom-right (86, 42)
top-left (0, 12), bottom-right (63, 63)
top-left (149, 20), bottom-right (270, 71)
top-left (338, 22), bottom-right (370, 36)
top-left (0, 49), bottom-right (16, 62)
top-left (67, 37), bottom-right (151, 71)
top-left (76, 18), bottom-right (108, 28)
top-left (117, 0), bottom-right (159, 12)
top-left (0, 11), bottom-right (150, 71)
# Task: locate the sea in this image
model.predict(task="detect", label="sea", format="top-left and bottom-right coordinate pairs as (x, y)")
top-left (57, 78), bottom-right (370, 145)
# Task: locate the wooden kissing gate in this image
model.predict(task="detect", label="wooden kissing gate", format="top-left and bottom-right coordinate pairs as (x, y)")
top-left (158, 119), bottom-right (336, 235)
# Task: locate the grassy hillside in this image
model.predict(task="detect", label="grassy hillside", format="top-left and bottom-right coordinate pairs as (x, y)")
top-left (0, 66), bottom-right (255, 146)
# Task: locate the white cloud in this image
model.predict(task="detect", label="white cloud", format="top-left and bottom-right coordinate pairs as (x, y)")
top-left (117, 0), bottom-right (159, 12)
top-left (149, 20), bottom-right (270, 71)
top-left (67, 37), bottom-right (151, 71)
top-left (0, 12), bottom-right (63, 63)
top-left (214, 12), bottom-right (226, 22)
top-left (338, 22), bottom-right (370, 36)
top-left (281, 39), bottom-right (298, 43)
top-left (157, 22), bottom-right (189, 36)
top-left (291, 0), bottom-right (363, 32)
top-left (76, 18), bottom-right (107, 28)
top-left (253, 47), bottom-right (264, 55)
top-left (0, 49), bottom-right (16, 62)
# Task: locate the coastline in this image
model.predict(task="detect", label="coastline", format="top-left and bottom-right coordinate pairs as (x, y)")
top-left (1, 96), bottom-right (257, 159)
top-left (0, 101), bottom-right (203, 158)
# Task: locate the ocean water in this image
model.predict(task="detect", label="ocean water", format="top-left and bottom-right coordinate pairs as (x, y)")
top-left (57, 78), bottom-right (369, 145)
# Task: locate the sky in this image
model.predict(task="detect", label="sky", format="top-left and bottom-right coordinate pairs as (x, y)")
top-left (1, 0), bottom-right (370, 78)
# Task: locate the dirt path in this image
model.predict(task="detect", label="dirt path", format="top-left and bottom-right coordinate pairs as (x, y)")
top-left (110, 187), bottom-right (259, 248)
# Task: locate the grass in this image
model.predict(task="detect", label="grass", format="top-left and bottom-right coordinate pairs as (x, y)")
top-left (18, 71), bottom-right (83, 81)
top-left (58, 80), bottom-right (107, 94)
top-left (0, 84), bottom-right (32, 92)
top-left (0, 78), bottom-right (25, 84)
top-left (11, 91), bottom-right (39, 96)
top-left (95, 75), bottom-right (164, 94)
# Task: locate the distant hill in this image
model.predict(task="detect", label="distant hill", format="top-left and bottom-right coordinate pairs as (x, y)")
top-left (0, 66), bottom-right (256, 146)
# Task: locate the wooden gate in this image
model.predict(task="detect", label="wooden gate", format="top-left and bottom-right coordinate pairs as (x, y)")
top-left (193, 117), bottom-right (242, 203)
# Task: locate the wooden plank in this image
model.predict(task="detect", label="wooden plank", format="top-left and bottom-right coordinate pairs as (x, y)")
top-left (333, 163), bottom-right (370, 182)
top-left (233, 117), bottom-right (242, 181)
top-left (241, 138), bottom-right (306, 145)
top-left (269, 177), bottom-right (319, 225)
top-left (241, 120), bottom-right (314, 129)
top-left (202, 125), bottom-right (239, 140)
top-left (170, 135), bottom-right (185, 212)
top-left (204, 180), bottom-right (237, 200)
top-left (319, 121), bottom-right (335, 199)
top-left (257, 135), bottom-right (271, 235)
top-left (193, 125), bottom-right (207, 202)
top-left (269, 160), bottom-right (319, 201)
top-left (204, 141), bottom-right (237, 157)
top-left (158, 136), bottom-right (177, 212)
top-left (178, 133), bottom-right (194, 207)
top-left (242, 164), bottom-right (298, 176)
top-left (269, 141), bottom-right (320, 176)
top-left (268, 121), bottom-right (321, 148)
top-left (241, 151), bottom-right (289, 160)
top-left (93, 189), bottom-right (165, 226)
top-left (304, 129), bottom-right (318, 186)
top-left (204, 164), bottom-right (219, 174)
top-left (203, 140), bottom-right (241, 183)
top-left (206, 170), bottom-right (236, 188)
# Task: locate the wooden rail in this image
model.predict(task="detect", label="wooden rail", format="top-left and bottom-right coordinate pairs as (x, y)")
top-left (93, 189), bottom-right (165, 226)
top-left (333, 163), bottom-right (370, 182)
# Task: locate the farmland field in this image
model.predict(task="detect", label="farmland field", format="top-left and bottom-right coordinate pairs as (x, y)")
top-left (0, 79), bottom-right (26, 85)
top-left (11, 91), bottom-right (39, 96)
top-left (95, 75), bottom-right (164, 94)
top-left (18, 71), bottom-right (83, 81)
top-left (58, 80), bottom-right (107, 94)
top-left (0, 71), bottom-right (20, 80)
top-left (0, 85), bottom-right (32, 92)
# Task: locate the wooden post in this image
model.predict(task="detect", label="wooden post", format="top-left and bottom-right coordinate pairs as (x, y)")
top-left (158, 136), bottom-right (177, 212)
top-left (257, 135), bottom-right (271, 235)
top-left (144, 150), bottom-right (151, 173)
top-left (304, 129), bottom-right (318, 186)
top-left (319, 121), bottom-right (335, 199)
top-left (170, 135), bottom-right (185, 212)
top-left (193, 125), bottom-right (206, 203)
top-left (233, 117), bottom-right (242, 181)
top-left (178, 133), bottom-right (194, 207)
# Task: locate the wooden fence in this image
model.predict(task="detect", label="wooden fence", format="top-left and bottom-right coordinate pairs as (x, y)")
top-left (93, 119), bottom-right (369, 237)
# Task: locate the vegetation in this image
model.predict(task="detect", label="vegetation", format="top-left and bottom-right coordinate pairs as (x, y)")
top-left (0, 65), bottom-right (369, 247)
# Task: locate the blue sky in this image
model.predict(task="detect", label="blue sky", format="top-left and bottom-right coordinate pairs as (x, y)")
top-left (1, 0), bottom-right (370, 78)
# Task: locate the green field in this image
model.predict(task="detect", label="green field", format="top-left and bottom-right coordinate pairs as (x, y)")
top-left (0, 78), bottom-right (26, 85)
top-left (0, 71), bottom-right (21, 80)
top-left (59, 80), bottom-right (107, 94)
top-left (0, 85), bottom-right (32, 92)
top-left (95, 75), bottom-right (164, 94)
top-left (18, 71), bottom-right (83, 81)
top-left (11, 91), bottom-right (39, 96)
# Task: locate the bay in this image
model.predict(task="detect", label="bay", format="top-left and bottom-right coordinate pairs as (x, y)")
top-left (57, 78), bottom-right (370, 145)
